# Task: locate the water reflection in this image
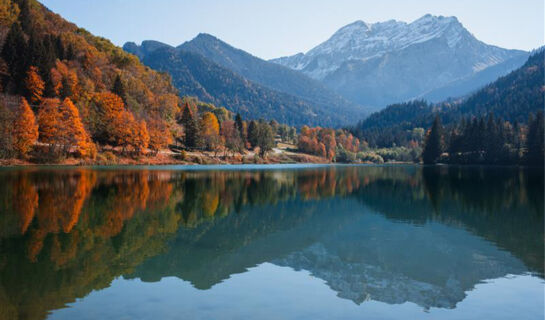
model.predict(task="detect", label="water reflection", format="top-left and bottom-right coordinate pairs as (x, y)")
top-left (0, 165), bottom-right (542, 319)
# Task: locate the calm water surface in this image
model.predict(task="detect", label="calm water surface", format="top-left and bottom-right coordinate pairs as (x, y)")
top-left (0, 165), bottom-right (543, 320)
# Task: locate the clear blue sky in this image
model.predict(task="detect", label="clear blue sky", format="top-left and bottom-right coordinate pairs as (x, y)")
top-left (41, 0), bottom-right (543, 60)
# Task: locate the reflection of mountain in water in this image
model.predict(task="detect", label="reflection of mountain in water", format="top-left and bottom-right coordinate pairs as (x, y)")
top-left (0, 166), bottom-right (542, 318)
top-left (274, 211), bottom-right (525, 308)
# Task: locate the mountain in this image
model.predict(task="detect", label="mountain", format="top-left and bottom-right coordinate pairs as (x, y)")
top-left (271, 15), bottom-right (528, 108)
top-left (353, 49), bottom-right (545, 147)
top-left (178, 34), bottom-right (362, 115)
top-left (124, 41), bottom-right (358, 127)
top-left (124, 37), bottom-right (366, 127)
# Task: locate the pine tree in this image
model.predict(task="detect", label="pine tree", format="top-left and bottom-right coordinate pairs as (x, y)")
top-left (12, 98), bottom-right (38, 158)
top-left (16, 0), bottom-right (33, 33)
top-left (1, 23), bottom-right (27, 93)
top-left (247, 120), bottom-right (258, 148)
top-left (422, 115), bottom-right (443, 164)
top-left (180, 103), bottom-right (199, 149)
top-left (112, 74), bottom-right (127, 103)
top-left (235, 113), bottom-right (244, 140)
top-left (526, 111), bottom-right (544, 166)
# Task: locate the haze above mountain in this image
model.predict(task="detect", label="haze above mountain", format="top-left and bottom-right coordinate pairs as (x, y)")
top-left (271, 14), bottom-right (529, 108)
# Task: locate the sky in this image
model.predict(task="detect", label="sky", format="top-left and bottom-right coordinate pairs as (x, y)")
top-left (41, 0), bottom-right (544, 60)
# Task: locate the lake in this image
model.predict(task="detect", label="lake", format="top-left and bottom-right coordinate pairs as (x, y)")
top-left (0, 165), bottom-right (543, 320)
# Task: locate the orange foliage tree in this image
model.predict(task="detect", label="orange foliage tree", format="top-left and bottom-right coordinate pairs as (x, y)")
top-left (59, 98), bottom-right (96, 158)
top-left (147, 117), bottom-right (172, 153)
top-left (37, 98), bottom-right (63, 148)
top-left (12, 98), bottom-right (38, 158)
top-left (24, 66), bottom-right (45, 104)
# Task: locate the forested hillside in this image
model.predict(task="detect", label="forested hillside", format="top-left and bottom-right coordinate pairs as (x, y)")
top-left (0, 0), bottom-right (301, 164)
top-left (354, 50), bottom-right (544, 148)
top-left (178, 34), bottom-right (363, 120)
top-left (0, 0), bottom-right (181, 159)
top-left (124, 40), bottom-right (361, 127)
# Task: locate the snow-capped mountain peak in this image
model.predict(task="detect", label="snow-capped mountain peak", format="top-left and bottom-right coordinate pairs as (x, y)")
top-left (270, 14), bottom-right (527, 108)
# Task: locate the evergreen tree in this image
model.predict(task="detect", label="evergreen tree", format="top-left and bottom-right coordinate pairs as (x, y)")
top-left (526, 111), bottom-right (544, 166)
top-left (235, 113), bottom-right (244, 141)
top-left (180, 104), bottom-right (199, 149)
top-left (65, 44), bottom-right (75, 61)
top-left (422, 115), bottom-right (443, 164)
top-left (247, 120), bottom-right (258, 148)
top-left (112, 74), bottom-right (127, 104)
top-left (1, 23), bottom-right (27, 93)
top-left (15, 0), bottom-right (33, 33)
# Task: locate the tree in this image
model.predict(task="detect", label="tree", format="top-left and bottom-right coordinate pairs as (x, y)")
top-left (59, 98), bottom-right (96, 158)
top-left (147, 118), bottom-right (172, 154)
top-left (0, 103), bottom-right (14, 158)
top-left (112, 74), bottom-right (127, 104)
top-left (25, 66), bottom-right (45, 104)
top-left (1, 23), bottom-right (27, 93)
top-left (12, 98), bottom-right (38, 158)
top-left (255, 122), bottom-right (275, 157)
top-left (132, 120), bottom-right (150, 155)
top-left (422, 116), bottom-right (443, 164)
top-left (235, 113), bottom-right (244, 141)
top-left (247, 120), bottom-right (258, 148)
top-left (221, 120), bottom-right (243, 156)
top-left (200, 112), bottom-right (220, 152)
top-left (526, 111), bottom-right (544, 166)
top-left (37, 98), bottom-right (63, 148)
top-left (90, 92), bottom-right (126, 144)
top-left (179, 103), bottom-right (199, 149)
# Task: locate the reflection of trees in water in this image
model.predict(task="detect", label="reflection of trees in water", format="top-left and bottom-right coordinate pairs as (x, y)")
top-left (0, 166), bottom-right (542, 319)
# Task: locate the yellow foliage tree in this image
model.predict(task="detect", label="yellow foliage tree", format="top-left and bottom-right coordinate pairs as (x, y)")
top-left (200, 112), bottom-right (221, 152)
top-left (12, 98), bottom-right (39, 158)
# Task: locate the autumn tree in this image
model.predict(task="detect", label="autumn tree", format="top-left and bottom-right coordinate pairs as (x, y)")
top-left (12, 98), bottom-right (38, 158)
top-left (37, 98), bottom-right (63, 150)
top-left (24, 66), bottom-right (45, 104)
top-left (200, 112), bottom-right (221, 152)
top-left (59, 98), bottom-right (96, 158)
top-left (147, 117), bottom-right (172, 154)
top-left (221, 120), bottom-right (243, 156)
top-left (90, 92), bottom-right (126, 144)
top-left (0, 103), bottom-right (14, 158)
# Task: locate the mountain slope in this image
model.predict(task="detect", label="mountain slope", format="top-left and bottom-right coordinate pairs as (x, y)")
top-left (177, 33), bottom-right (362, 116)
top-left (124, 42), bottom-right (355, 126)
top-left (354, 49), bottom-right (544, 147)
top-left (272, 15), bottom-right (528, 108)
